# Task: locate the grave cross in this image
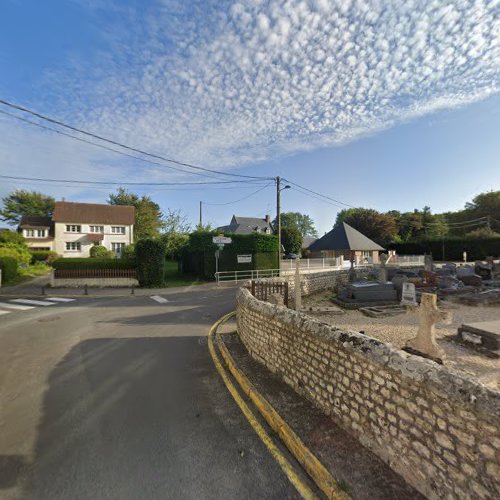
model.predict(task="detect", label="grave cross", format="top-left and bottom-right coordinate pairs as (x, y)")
top-left (405, 293), bottom-right (451, 363)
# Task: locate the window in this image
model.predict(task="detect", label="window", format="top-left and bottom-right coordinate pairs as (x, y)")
top-left (66, 225), bottom-right (81, 233)
top-left (89, 225), bottom-right (104, 233)
top-left (37, 229), bottom-right (46, 237)
top-left (25, 229), bottom-right (46, 237)
top-left (111, 242), bottom-right (125, 255)
top-left (111, 226), bottom-right (126, 234)
top-left (24, 229), bottom-right (35, 237)
top-left (65, 242), bottom-right (81, 251)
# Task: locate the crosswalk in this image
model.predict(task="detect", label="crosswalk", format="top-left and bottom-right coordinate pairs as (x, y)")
top-left (0, 297), bottom-right (76, 317)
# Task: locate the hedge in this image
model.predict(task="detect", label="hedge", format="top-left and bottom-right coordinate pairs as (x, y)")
top-left (389, 237), bottom-right (500, 261)
top-left (52, 258), bottom-right (136, 270)
top-left (187, 231), bottom-right (278, 253)
top-left (0, 256), bottom-right (18, 283)
top-left (135, 239), bottom-right (165, 286)
top-left (31, 250), bottom-right (59, 264)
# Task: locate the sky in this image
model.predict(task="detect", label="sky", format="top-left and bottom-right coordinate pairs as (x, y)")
top-left (0, 0), bottom-right (499, 234)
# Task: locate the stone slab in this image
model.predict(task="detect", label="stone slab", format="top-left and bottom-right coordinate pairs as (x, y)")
top-left (457, 320), bottom-right (500, 356)
top-left (360, 305), bottom-right (407, 318)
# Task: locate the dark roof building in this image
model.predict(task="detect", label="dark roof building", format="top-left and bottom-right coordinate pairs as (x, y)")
top-left (309, 222), bottom-right (385, 252)
top-left (53, 201), bottom-right (134, 225)
top-left (18, 216), bottom-right (53, 229)
top-left (217, 215), bottom-right (273, 234)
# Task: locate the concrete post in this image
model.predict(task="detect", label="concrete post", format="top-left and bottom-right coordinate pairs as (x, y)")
top-left (294, 258), bottom-right (302, 311)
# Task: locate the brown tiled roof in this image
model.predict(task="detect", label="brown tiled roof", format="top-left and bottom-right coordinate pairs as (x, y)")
top-left (53, 202), bottom-right (134, 225)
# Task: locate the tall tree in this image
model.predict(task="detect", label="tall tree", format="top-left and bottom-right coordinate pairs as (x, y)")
top-left (0, 190), bottom-right (55, 226)
top-left (273, 212), bottom-right (318, 238)
top-left (161, 209), bottom-right (191, 260)
top-left (335, 208), bottom-right (397, 244)
top-left (108, 188), bottom-right (163, 241)
top-left (280, 227), bottom-right (303, 255)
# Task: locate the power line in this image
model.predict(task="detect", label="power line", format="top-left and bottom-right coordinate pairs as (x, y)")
top-left (282, 178), bottom-right (355, 208)
top-left (203, 183), bottom-right (272, 206)
top-left (0, 109), bottom-right (226, 181)
top-left (0, 98), bottom-right (273, 181)
top-left (289, 186), bottom-right (348, 209)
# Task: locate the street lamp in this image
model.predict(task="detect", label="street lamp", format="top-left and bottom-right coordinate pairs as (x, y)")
top-left (276, 176), bottom-right (290, 274)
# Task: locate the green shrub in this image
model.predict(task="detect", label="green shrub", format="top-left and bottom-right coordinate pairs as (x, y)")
top-left (0, 256), bottom-right (18, 283)
top-left (135, 239), bottom-right (165, 286)
top-left (0, 244), bottom-right (31, 266)
top-left (122, 244), bottom-right (136, 262)
top-left (52, 258), bottom-right (136, 270)
top-left (187, 231), bottom-right (278, 253)
top-left (30, 250), bottom-right (59, 264)
top-left (89, 245), bottom-right (114, 258)
top-left (0, 229), bottom-right (26, 246)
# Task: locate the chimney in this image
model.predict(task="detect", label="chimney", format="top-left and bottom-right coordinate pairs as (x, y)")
top-left (265, 214), bottom-right (270, 224)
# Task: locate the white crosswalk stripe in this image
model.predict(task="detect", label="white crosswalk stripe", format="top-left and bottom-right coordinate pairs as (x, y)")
top-left (0, 310), bottom-right (11, 315)
top-left (44, 297), bottom-right (76, 302)
top-left (150, 295), bottom-right (169, 303)
top-left (0, 302), bottom-right (35, 311)
top-left (10, 299), bottom-right (57, 306)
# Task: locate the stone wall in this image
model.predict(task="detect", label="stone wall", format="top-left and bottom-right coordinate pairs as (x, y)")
top-left (285, 268), bottom-right (350, 296)
top-left (236, 287), bottom-right (500, 499)
top-left (51, 277), bottom-right (138, 288)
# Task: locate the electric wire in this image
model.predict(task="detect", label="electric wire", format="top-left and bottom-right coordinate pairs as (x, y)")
top-left (202, 183), bottom-right (272, 206)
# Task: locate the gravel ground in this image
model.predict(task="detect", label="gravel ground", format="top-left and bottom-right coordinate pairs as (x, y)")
top-left (303, 291), bottom-right (500, 390)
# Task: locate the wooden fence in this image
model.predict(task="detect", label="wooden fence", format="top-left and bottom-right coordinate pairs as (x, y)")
top-left (251, 280), bottom-right (289, 307)
top-left (54, 268), bottom-right (137, 279)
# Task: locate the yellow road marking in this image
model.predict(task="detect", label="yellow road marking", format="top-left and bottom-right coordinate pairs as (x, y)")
top-left (208, 313), bottom-right (317, 500)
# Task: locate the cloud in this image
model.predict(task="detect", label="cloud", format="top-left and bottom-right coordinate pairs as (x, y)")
top-left (3, 0), bottom-right (500, 181)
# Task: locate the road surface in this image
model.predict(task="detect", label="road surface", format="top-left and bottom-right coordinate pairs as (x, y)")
top-left (0, 286), bottom-right (299, 499)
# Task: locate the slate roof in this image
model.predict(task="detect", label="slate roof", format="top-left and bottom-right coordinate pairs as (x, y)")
top-left (302, 237), bottom-right (317, 250)
top-left (217, 215), bottom-right (273, 234)
top-left (18, 216), bottom-right (52, 228)
top-left (53, 202), bottom-right (135, 225)
top-left (308, 222), bottom-right (385, 252)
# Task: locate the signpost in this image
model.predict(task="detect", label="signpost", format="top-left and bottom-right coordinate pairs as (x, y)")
top-left (213, 236), bottom-right (232, 281)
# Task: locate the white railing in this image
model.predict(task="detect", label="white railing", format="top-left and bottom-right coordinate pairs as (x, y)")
top-left (390, 255), bottom-right (425, 266)
top-left (215, 269), bottom-right (281, 284)
top-left (280, 257), bottom-right (343, 270)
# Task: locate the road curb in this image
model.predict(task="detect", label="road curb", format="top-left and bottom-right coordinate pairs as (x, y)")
top-left (214, 312), bottom-right (350, 500)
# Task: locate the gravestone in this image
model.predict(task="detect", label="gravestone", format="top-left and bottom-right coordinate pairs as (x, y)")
top-left (456, 320), bottom-right (500, 357)
top-left (392, 274), bottom-right (408, 300)
top-left (379, 253), bottom-right (388, 283)
top-left (404, 293), bottom-right (451, 363)
top-left (424, 254), bottom-right (433, 272)
top-left (401, 282), bottom-right (417, 306)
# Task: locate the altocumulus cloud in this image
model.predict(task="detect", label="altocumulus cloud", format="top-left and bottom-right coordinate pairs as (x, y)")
top-left (6, 0), bottom-right (500, 178)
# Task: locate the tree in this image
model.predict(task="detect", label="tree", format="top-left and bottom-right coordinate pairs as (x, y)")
top-left (273, 212), bottom-right (318, 238)
top-left (335, 208), bottom-right (397, 244)
top-left (0, 190), bottom-right (55, 226)
top-left (163, 208), bottom-right (191, 235)
top-left (464, 191), bottom-right (500, 219)
top-left (108, 188), bottom-right (163, 241)
top-left (280, 227), bottom-right (303, 255)
top-left (161, 208), bottom-right (191, 260)
top-left (0, 229), bottom-right (27, 246)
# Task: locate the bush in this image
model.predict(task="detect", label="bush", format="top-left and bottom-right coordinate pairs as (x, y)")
top-left (122, 244), bottom-right (136, 262)
top-left (281, 227), bottom-right (303, 255)
top-left (0, 256), bottom-right (18, 283)
top-left (0, 244), bottom-right (31, 266)
top-left (0, 229), bottom-right (26, 246)
top-left (135, 239), bottom-right (165, 286)
top-left (52, 258), bottom-right (136, 270)
top-left (187, 231), bottom-right (278, 253)
top-left (90, 245), bottom-right (114, 258)
top-left (30, 250), bottom-right (59, 264)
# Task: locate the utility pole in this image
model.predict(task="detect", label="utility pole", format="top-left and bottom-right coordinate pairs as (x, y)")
top-left (277, 176), bottom-right (281, 273)
top-left (199, 201), bottom-right (202, 228)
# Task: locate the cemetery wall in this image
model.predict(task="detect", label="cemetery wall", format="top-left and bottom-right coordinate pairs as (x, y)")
top-left (285, 268), bottom-right (350, 296)
top-left (236, 286), bottom-right (500, 499)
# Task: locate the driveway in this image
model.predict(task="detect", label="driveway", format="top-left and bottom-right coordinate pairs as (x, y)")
top-left (0, 287), bottom-right (299, 499)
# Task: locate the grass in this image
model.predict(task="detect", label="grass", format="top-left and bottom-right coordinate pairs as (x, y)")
top-left (3, 262), bottom-right (52, 287)
top-left (162, 260), bottom-right (207, 288)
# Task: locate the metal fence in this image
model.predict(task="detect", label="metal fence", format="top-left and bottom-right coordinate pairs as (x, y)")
top-left (280, 257), bottom-right (343, 271)
top-left (54, 268), bottom-right (137, 279)
top-left (215, 269), bottom-right (280, 284)
top-left (389, 255), bottom-right (425, 266)
top-left (251, 280), bottom-right (289, 307)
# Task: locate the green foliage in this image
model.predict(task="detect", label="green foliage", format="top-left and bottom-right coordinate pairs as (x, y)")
top-left (335, 208), bottom-right (397, 244)
top-left (30, 250), bottom-right (59, 264)
top-left (135, 239), bottom-right (166, 286)
top-left (122, 244), bottom-right (136, 262)
top-left (52, 258), bottom-right (136, 270)
top-left (465, 227), bottom-right (499, 238)
top-left (163, 208), bottom-right (191, 234)
top-left (162, 232), bottom-right (189, 260)
top-left (464, 190), bottom-right (500, 218)
top-left (389, 237), bottom-right (500, 261)
top-left (0, 256), bottom-right (18, 283)
top-left (0, 244), bottom-right (32, 266)
top-left (0, 229), bottom-right (26, 246)
top-left (89, 245), bottom-right (114, 258)
top-left (0, 190), bottom-right (55, 226)
top-left (273, 212), bottom-right (318, 238)
top-left (108, 187), bottom-right (163, 240)
top-left (280, 227), bottom-right (303, 255)
top-left (187, 231), bottom-right (278, 253)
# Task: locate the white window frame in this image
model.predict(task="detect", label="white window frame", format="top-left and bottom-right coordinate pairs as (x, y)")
top-left (111, 226), bottom-right (126, 234)
top-left (66, 225), bottom-right (81, 233)
top-left (37, 229), bottom-right (46, 237)
top-left (65, 242), bottom-right (81, 251)
top-left (89, 225), bottom-right (104, 233)
top-left (111, 242), bottom-right (125, 255)
top-left (24, 229), bottom-right (35, 237)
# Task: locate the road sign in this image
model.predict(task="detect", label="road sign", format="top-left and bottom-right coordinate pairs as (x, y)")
top-left (237, 254), bottom-right (252, 264)
top-left (213, 236), bottom-right (232, 245)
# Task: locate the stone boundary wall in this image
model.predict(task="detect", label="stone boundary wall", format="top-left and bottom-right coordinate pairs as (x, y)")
top-left (236, 287), bottom-right (500, 499)
top-left (286, 268), bottom-right (350, 296)
top-left (51, 277), bottom-right (138, 288)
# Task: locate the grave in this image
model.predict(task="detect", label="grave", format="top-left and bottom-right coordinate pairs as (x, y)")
top-left (456, 320), bottom-right (500, 358)
top-left (360, 305), bottom-right (407, 318)
top-left (334, 282), bottom-right (398, 308)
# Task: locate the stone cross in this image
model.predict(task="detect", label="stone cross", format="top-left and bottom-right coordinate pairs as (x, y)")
top-left (294, 258), bottom-right (302, 311)
top-left (405, 293), bottom-right (451, 363)
top-left (379, 253), bottom-right (388, 282)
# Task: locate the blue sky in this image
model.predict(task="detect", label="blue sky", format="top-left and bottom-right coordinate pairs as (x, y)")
top-left (0, 0), bottom-right (499, 233)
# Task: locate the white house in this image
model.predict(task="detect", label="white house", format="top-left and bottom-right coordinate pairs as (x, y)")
top-left (18, 201), bottom-right (134, 257)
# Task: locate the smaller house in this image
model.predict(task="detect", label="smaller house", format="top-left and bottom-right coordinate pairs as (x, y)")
top-left (217, 215), bottom-right (273, 234)
top-left (308, 222), bottom-right (384, 265)
top-left (18, 216), bottom-right (54, 251)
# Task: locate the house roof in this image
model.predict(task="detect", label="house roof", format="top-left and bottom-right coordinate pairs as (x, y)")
top-left (217, 215), bottom-right (273, 234)
top-left (302, 237), bottom-right (317, 250)
top-left (308, 222), bottom-right (385, 252)
top-left (53, 202), bottom-right (135, 225)
top-left (19, 216), bottom-right (52, 228)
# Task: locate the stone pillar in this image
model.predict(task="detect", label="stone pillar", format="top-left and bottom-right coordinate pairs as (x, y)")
top-left (424, 254), bottom-right (433, 272)
top-left (379, 253), bottom-right (388, 283)
top-left (405, 293), bottom-right (451, 363)
top-left (294, 258), bottom-right (302, 311)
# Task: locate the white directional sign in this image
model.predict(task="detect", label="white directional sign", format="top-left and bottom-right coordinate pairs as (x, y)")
top-left (213, 236), bottom-right (232, 245)
top-left (237, 254), bottom-right (252, 264)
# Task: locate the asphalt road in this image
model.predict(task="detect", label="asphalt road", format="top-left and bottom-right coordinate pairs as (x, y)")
top-left (0, 286), bottom-right (299, 499)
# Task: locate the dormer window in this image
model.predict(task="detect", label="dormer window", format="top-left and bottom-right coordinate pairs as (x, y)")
top-left (24, 229), bottom-right (46, 238)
